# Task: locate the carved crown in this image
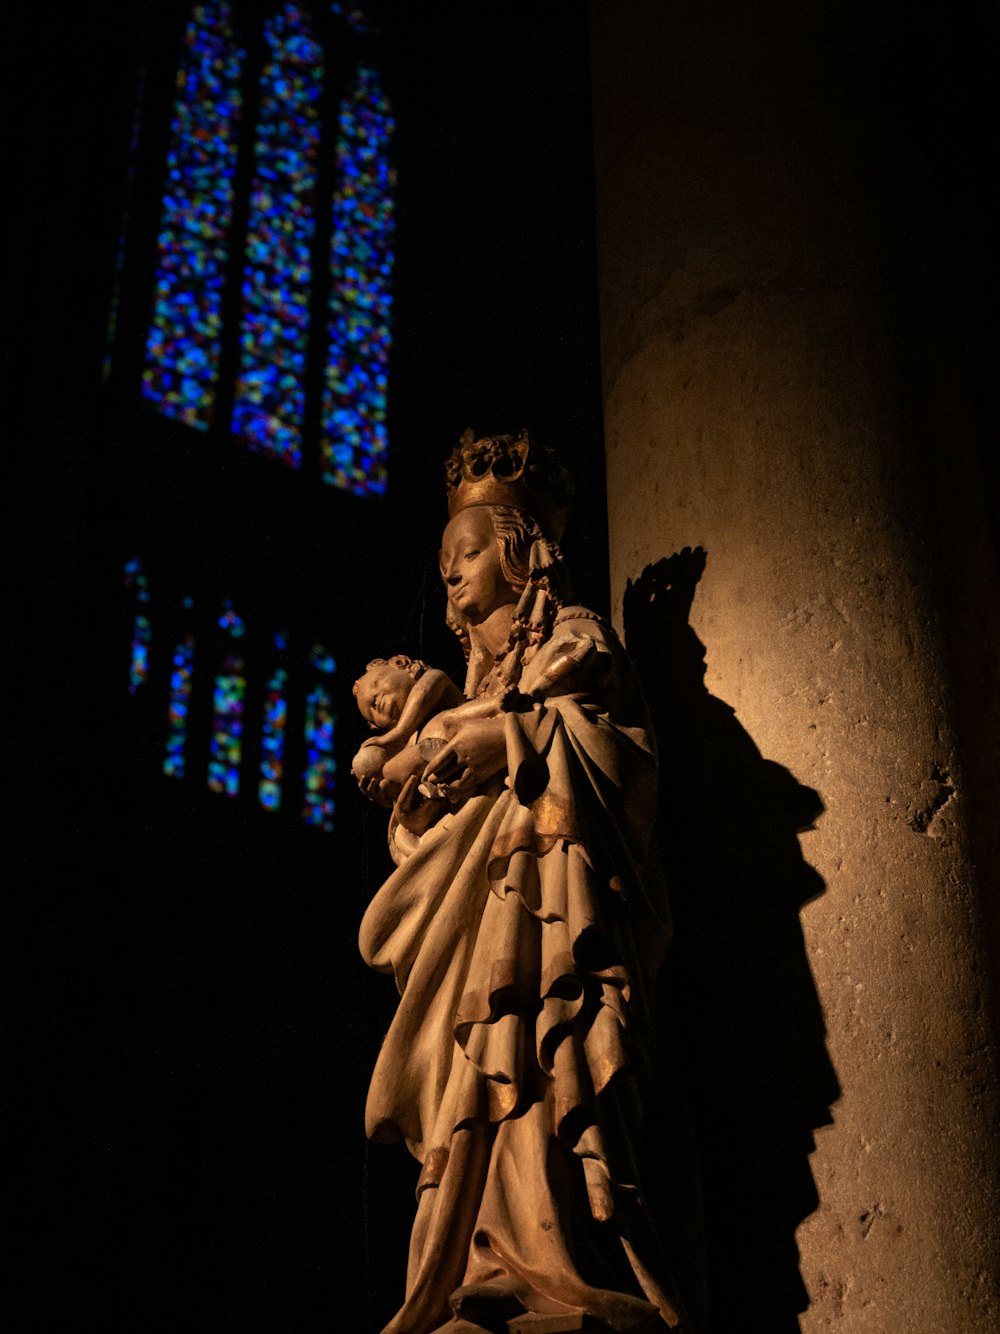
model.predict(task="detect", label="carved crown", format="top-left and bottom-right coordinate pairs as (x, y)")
top-left (444, 428), bottom-right (574, 539)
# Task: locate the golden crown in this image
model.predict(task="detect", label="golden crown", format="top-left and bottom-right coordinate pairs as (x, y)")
top-left (444, 428), bottom-right (574, 539)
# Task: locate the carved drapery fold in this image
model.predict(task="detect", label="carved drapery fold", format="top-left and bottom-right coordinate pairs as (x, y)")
top-left (360, 615), bottom-right (685, 1331)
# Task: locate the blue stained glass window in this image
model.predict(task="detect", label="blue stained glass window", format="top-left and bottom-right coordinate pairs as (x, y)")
top-left (259, 663), bottom-right (289, 811)
top-left (232, 4), bottom-right (324, 467)
top-left (322, 64), bottom-right (395, 495)
top-left (330, 3), bottom-right (369, 35)
top-left (164, 634), bottom-right (196, 777)
top-left (218, 604), bottom-right (246, 638)
top-left (208, 601), bottom-right (247, 795)
top-left (309, 644), bottom-right (336, 673)
top-left (303, 645), bottom-right (336, 831)
top-left (129, 616), bottom-right (153, 693)
top-left (208, 660), bottom-right (246, 795)
top-left (125, 559), bottom-right (152, 693)
top-left (303, 685), bottom-right (336, 830)
top-left (142, 2), bottom-right (245, 428)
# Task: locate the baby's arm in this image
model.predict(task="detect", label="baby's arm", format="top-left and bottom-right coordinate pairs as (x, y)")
top-left (375, 669), bottom-right (464, 755)
top-left (382, 687), bottom-right (498, 783)
top-left (381, 741), bottom-right (428, 790)
top-left (412, 694), bottom-right (506, 798)
top-left (418, 692), bottom-right (500, 745)
top-left (414, 643), bottom-right (595, 749)
top-left (359, 735), bottom-right (433, 800)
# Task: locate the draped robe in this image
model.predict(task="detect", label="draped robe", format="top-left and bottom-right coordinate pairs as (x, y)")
top-left (360, 608), bottom-right (689, 1333)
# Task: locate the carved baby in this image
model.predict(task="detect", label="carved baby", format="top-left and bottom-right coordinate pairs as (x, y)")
top-left (351, 655), bottom-right (470, 804)
top-left (352, 636), bottom-right (602, 810)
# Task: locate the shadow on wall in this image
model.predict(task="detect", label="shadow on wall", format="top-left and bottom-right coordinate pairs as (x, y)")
top-left (624, 549), bottom-right (841, 1334)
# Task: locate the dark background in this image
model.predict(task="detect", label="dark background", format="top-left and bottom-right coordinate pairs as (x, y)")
top-left (14, 1), bottom-right (998, 1330)
top-left (17, 2), bottom-right (606, 1328)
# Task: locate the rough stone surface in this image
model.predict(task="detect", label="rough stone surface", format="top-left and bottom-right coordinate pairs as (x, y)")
top-left (591, 2), bottom-right (1000, 1330)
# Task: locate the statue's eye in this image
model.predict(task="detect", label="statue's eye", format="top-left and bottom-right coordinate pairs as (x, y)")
top-left (465, 549), bottom-right (480, 560)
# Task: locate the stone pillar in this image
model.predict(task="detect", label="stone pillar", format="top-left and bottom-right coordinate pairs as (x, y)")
top-left (590, 2), bottom-right (1000, 1330)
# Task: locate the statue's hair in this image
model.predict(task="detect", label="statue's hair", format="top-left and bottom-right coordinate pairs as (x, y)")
top-left (489, 505), bottom-right (534, 591)
top-left (351, 654), bottom-right (428, 699)
top-left (445, 505), bottom-right (573, 676)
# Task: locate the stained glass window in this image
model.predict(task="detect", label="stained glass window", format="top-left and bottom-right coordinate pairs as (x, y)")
top-left (303, 644), bottom-right (336, 831)
top-left (164, 630), bottom-right (196, 778)
top-left (207, 601), bottom-right (247, 796)
top-left (142, 2), bottom-right (245, 428)
top-left (129, 616), bottom-right (153, 693)
top-left (259, 632), bottom-right (289, 811)
top-left (330, 3), bottom-right (369, 35)
top-left (231, 4), bottom-right (323, 467)
top-left (322, 64), bottom-right (395, 494)
top-left (125, 559), bottom-right (152, 694)
top-left (131, 4), bottom-right (396, 486)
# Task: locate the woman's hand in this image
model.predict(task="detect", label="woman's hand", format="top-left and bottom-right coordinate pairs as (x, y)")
top-left (393, 775), bottom-right (448, 835)
top-left (420, 716), bottom-right (507, 801)
top-left (427, 708), bottom-right (460, 741)
top-left (356, 772), bottom-right (394, 809)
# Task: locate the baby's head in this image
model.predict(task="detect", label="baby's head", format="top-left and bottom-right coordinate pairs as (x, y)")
top-left (353, 655), bottom-right (427, 730)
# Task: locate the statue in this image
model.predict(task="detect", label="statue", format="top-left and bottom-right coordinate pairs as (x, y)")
top-left (355, 429), bottom-right (691, 1333)
top-left (352, 655), bottom-right (467, 798)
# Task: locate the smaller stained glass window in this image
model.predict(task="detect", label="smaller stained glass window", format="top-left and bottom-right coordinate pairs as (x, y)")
top-left (218, 603), bottom-right (245, 637)
top-left (164, 633), bottom-right (196, 778)
top-left (129, 616), bottom-right (153, 693)
top-left (330, 3), bottom-right (369, 35)
top-left (259, 631), bottom-right (289, 811)
top-left (207, 601), bottom-right (246, 796)
top-left (303, 644), bottom-right (336, 831)
top-left (125, 559), bottom-right (152, 694)
top-left (310, 645), bottom-right (336, 673)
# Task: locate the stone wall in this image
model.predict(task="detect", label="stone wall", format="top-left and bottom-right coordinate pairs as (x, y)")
top-left (590, 2), bottom-right (1000, 1328)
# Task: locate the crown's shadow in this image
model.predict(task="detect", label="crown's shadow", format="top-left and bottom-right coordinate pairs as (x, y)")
top-left (625, 549), bottom-right (840, 1333)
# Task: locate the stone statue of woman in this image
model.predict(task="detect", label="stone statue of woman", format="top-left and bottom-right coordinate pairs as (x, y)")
top-left (356, 430), bottom-right (690, 1333)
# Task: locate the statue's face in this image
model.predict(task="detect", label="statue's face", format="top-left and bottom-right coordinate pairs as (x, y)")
top-left (354, 662), bottom-right (414, 730)
top-left (440, 507), bottom-right (518, 625)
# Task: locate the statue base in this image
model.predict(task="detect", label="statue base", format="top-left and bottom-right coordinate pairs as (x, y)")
top-left (448, 1316), bottom-right (611, 1334)
top-left (508, 1317), bottom-right (609, 1332)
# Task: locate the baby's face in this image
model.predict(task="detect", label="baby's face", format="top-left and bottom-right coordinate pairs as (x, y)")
top-left (354, 662), bottom-right (414, 730)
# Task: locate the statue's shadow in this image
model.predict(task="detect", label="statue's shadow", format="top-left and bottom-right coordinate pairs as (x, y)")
top-left (624, 550), bottom-right (840, 1334)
